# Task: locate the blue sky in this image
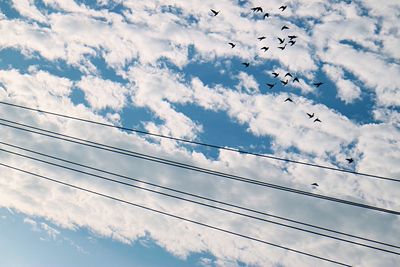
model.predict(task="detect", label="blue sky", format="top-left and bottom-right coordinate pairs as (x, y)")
top-left (0, 1), bottom-right (399, 267)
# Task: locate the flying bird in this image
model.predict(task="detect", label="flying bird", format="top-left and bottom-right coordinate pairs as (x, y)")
top-left (314, 118), bottom-right (321, 123)
top-left (261, 46), bottom-right (269, 52)
top-left (281, 25), bottom-right (289, 31)
top-left (284, 97), bottom-right (293, 102)
top-left (210, 9), bottom-right (219, 16)
top-left (279, 5), bottom-right (287, 11)
top-left (242, 62), bottom-right (250, 67)
top-left (284, 72), bottom-right (293, 78)
top-left (278, 44), bottom-right (287, 50)
top-left (293, 77), bottom-right (300, 83)
top-left (288, 35), bottom-right (297, 40)
top-left (313, 82), bottom-right (324, 87)
top-left (258, 36), bottom-right (266, 41)
top-left (281, 80), bottom-right (288, 86)
top-left (311, 183), bottom-right (319, 187)
top-left (346, 158), bottom-right (354, 164)
top-left (277, 37), bottom-right (285, 44)
top-left (263, 13), bottom-right (269, 19)
top-left (228, 42), bottom-right (236, 48)
top-left (267, 83), bottom-right (276, 89)
top-left (288, 40), bottom-right (296, 46)
top-left (272, 72), bottom-right (279, 78)
top-left (251, 7), bottom-right (263, 12)
top-left (307, 113), bottom-right (314, 119)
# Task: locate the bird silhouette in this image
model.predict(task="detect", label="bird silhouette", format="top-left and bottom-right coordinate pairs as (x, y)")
top-left (311, 182), bottom-right (319, 187)
top-left (293, 77), bottom-right (300, 83)
top-left (277, 37), bottom-right (285, 44)
top-left (284, 97), bottom-right (293, 102)
top-left (307, 112), bottom-right (314, 119)
top-left (267, 83), bottom-right (275, 89)
top-left (314, 118), bottom-right (321, 123)
top-left (258, 36), bottom-right (266, 41)
top-left (288, 40), bottom-right (296, 46)
top-left (279, 5), bottom-right (287, 11)
top-left (346, 158), bottom-right (354, 164)
top-left (281, 80), bottom-right (288, 86)
top-left (272, 72), bottom-right (279, 78)
top-left (242, 62), bottom-right (250, 67)
top-left (251, 7), bottom-right (263, 12)
top-left (278, 44), bottom-right (287, 50)
top-left (288, 35), bottom-right (297, 40)
top-left (261, 46), bottom-right (269, 52)
top-left (313, 82), bottom-right (324, 87)
top-left (228, 42), bottom-right (236, 48)
top-left (263, 13), bottom-right (269, 19)
top-left (281, 25), bottom-right (289, 31)
top-left (210, 9), bottom-right (219, 16)
top-left (284, 72), bottom-right (292, 78)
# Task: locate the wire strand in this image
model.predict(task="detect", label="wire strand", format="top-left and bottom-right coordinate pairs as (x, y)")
top-left (0, 161), bottom-right (353, 267)
top-left (1, 140), bottom-right (397, 250)
top-left (0, 101), bottom-right (397, 182)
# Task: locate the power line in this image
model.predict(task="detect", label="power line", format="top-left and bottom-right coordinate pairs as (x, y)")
top-left (1, 119), bottom-right (399, 216)
top-left (0, 161), bottom-right (352, 267)
top-left (0, 101), bottom-right (397, 182)
top-left (1, 145), bottom-right (399, 254)
top-left (1, 140), bottom-right (398, 251)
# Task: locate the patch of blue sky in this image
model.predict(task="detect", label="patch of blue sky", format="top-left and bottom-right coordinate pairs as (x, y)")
top-left (0, 1), bottom-right (20, 19)
top-left (0, 207), bottom-right (219, 267)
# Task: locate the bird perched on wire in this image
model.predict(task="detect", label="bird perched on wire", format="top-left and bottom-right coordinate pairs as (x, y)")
top-left (210, 9), bottom-right (219, 16)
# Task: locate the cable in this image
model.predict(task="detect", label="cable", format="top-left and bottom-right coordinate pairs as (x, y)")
top-left (1, 140), bottom-right (398, 251)
top-left (1, 144), bottom-right (399, 255)
top-left (0, 101), bottom-right (397, 182)
top-left (0, 119), bottom-right (399, 216)
top-left (0, 162), bottom-right (352, 266)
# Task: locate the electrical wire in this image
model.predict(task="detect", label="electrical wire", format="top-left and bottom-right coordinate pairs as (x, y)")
top-left (0, 101), bottom-right (397, 182)
top-left (0, 119), bottom-right (399, 216)
top-left (0, 161), bottom-right (353, 267)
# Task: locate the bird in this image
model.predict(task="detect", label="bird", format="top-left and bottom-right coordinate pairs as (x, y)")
top-left (278, 44), bottom-right (287, 50)
top-left (261, 46), bottom-right (269, 52)
top-left (313, 82), bottom-right (324, 87)
top-left (284, 97), bottom-right (293, 102)
top-left (346, 158), bottom-right (354, 164)
top-left (263, 13), bottom-right (269, 19)
top-left (251, 7), bottom-right (263, 12)
top-left (307, 112), bottom-right (314, 119)
top-left (228, 42), bottom-right (236, 48)
top-left (279, 5), bottom-right (287, 11)
top-left (272, 72), bottom-right (279, 78)
top-left (277, 37), bottom-right (285, 44)
top-left (288, 40), bottom-right (296, 46)
top-left (258, 36), bottom-right (266, 41)
top-left (210, 9), bottom-right (219, 16)
top-left (267, 83), bottom-right (275, 89)
top-left (281, 80), bottom-right (288, 86)
top-left (293, 77), bottom-right (300, 83)
top-left (311, 182), bottom-right (319, 187)
top-left (281, 25), bottom-right (289, 31)
top-left (288, 35), bottom-right (298, 40)
top-left (242, 62), bottom-right (250, 67)
top-left (314, 118), bottom-right (321, 123)
top-left (284, 72), bottom-right (293, 78)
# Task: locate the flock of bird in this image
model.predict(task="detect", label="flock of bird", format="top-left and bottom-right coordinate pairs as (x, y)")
top-left (210, 5), bottom-right (354, 187)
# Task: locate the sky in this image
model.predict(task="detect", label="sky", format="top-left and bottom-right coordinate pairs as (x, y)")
top-left (0, 0), bottom-right (399, 266)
